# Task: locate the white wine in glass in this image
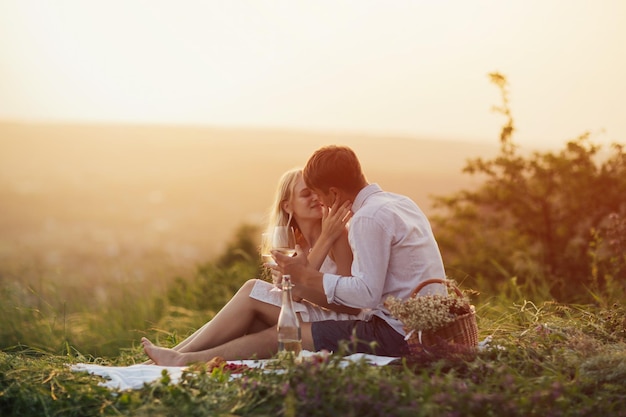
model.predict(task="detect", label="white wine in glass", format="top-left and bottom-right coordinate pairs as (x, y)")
top-left (267, 226), bottom-right (296, 292)
top-left (272, 226), bottom-right (297, 257)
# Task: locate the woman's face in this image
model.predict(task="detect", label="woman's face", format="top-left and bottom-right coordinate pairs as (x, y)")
top-left (289, 176), bottom-right (322, 221)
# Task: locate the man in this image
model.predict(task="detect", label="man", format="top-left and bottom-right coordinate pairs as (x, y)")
top-left (142, 145), bottom-right (445, 363)
top-left (273, 145), bottom-right (446, 356)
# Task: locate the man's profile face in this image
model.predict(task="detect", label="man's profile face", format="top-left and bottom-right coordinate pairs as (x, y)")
top-left (311, 187), bottom-right (335, 208)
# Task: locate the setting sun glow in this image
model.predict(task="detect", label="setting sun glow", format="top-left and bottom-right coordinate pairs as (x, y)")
top-left (1, 0), bottom-right (625, 147)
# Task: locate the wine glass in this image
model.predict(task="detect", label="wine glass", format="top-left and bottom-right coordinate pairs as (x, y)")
top-left (271, 226), bottom-right (297, 257)
top-left (263, 226), bottom-right (296, 291)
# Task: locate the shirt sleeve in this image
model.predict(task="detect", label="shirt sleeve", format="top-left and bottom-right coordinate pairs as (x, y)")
top-left (322, 216), bottom-right (391, 308)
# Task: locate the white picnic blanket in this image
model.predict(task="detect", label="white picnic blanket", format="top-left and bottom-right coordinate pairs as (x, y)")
top-left (70, 352), bottom-right (399, 391)
top-left (70, 363), bottom-right (189, 390)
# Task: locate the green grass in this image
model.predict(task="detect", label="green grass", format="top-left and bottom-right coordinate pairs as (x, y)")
top-left (0, 256), bottom-right (257, 357)
top-left (2, 295), bottom-right (626, 417)
top-left (2, 236), bottom-right (625, 416)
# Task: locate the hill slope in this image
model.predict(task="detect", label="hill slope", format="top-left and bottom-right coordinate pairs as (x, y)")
top-left (0, 122), bottom-right (496, 285)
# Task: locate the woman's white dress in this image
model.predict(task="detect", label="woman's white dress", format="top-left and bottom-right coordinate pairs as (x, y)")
top-left (249, 256), bottom-right (371, 322)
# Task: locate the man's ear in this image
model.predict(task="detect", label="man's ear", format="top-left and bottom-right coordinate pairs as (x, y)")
top-left (328, 187), bottom-right (343, 205)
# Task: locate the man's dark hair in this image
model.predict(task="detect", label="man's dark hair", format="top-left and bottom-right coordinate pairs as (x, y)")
top-left (303, 145), bottom-right (366, 193)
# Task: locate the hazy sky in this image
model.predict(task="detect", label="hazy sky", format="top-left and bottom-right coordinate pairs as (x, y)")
top-left (1, 0), bottom-right (625, 147)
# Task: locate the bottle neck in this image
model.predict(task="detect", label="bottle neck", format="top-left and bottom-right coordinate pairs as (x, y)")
top-left (281, 275), bottom-right (293, 292)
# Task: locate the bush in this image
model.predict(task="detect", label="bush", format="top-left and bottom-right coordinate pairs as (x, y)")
top-left (432, 73), bottom-right (626, 304)
top-left (166, 223), bottom-right (263, 312)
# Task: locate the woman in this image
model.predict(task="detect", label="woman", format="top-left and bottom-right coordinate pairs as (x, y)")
top-left (142, 168), bottom-right (368, 364)
top-left (251, 168), bottom-right (360, 318)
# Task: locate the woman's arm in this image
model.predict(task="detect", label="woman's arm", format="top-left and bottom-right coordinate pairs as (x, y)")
top-left (300, 201), bottom-right (360, 314)
top-left (275, 201), bottom-right (359, 315)
top-left (307, 200), bottom-right (353, 270)
top-left (330, 227), bottom-right (353, 276)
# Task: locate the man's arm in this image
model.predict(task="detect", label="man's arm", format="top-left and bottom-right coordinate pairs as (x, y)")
top-left (273, 246), bottom-right (361, 315)
top-left (323, 217), bottom-right (391, 308)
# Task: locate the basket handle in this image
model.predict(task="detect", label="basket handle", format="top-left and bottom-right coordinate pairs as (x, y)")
top-left (410, 278), bottom-right (463, 298)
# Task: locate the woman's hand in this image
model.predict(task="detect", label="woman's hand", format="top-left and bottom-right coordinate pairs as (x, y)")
top-left (305, 199), bottom-right (353, 273)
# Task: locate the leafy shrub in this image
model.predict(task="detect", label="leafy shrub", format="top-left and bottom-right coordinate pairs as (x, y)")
top-left (166, 223), bottom-right (263, 313)
top-left (432, 73), bottom-right (626, 303)
top-left (166, 261), bottom-right (257, 313)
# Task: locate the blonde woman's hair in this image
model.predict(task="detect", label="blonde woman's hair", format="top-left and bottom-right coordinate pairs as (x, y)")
top-left (266, 168), bottom-right (303, 234)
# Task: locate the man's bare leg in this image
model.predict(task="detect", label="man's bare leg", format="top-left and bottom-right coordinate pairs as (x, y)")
top-left (142, 322), bottom-right (316, 364)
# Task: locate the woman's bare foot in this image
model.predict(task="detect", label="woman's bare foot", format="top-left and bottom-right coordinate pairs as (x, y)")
top-left (141, 337), bottom-right (187, 366)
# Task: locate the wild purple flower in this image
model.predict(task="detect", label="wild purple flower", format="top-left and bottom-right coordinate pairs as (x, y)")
top-left (345, 382), bottom-right (354, 395)
top-left (453, 379), bottom-right (469, 393)
top-left (470, 392), bottom-right (489, 404)
top-left (430, 375), bottom-right (444, 386)
top-left (501, 373), bottom-right (515, 390)
top-left (356, 393), bottom-right (370, 404)
top-left (530, 390), bottom-right (543, 404)
top-left (296, 382), bottom-right (307, 400)
top-left (432, 392), bottom-right (450, 404)
top-left (550, 381), bottom-right (563, 400)
top-left (535, 323), bottom-right (552, 336)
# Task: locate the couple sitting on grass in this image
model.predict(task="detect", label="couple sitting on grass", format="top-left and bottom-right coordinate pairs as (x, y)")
top-left (142, 145), bottom-right (446, 365)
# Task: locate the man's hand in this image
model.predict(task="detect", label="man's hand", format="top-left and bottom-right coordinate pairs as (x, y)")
top-left (272, 244), bottom-right (309, 280)
top-left (269, 268), bottom-right (282, 290)
top-left (273, 245), bottom-right (361, 315)
top-left (273, 245), bottom-right (325, 299)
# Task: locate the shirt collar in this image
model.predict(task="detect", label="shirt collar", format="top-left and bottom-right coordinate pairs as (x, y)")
top-left (352, 183), bottom-right (382, 212)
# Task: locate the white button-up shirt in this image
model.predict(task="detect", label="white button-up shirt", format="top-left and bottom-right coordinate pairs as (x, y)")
top-left (322, 183), bottom-right (446, 335)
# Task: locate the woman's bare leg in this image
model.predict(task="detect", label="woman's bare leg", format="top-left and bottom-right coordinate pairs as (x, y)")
top-left (142, 322), bottom-right (315, 364)
top-left (172, 316), bottom-right (270, 353)
top-left (163, 280), bottom-right (280, 354)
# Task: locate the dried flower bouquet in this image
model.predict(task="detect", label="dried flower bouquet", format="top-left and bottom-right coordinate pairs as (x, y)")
top-left (385, 278), bottom-right (478, 354)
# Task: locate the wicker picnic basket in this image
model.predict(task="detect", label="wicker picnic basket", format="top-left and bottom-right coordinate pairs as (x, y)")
top-left (404, 278), bottom-right (478, 355)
